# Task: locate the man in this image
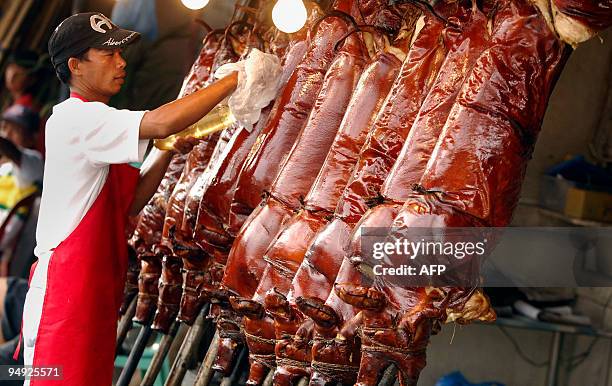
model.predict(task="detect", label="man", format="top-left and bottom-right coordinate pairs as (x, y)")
top-left (3, 50), bottom-right (39, 111)
top-left (20, 12), bottom-right (238, 386)
top-left (0, 105), bottom-right (43, 256)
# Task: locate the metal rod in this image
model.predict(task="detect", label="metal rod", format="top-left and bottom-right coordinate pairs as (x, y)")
top-left (546, 331), bottom-right (563, 386)
top-left (164, 307), bottom-right (210, 386)
top-left (296, 376), bottom-right (309, 386)
top-left (140, 321), bottom-right (180, 386)
top-left (193, 330), bottom-right (221, 386)
top-left (117, 314), bottom-right (156, 386)
top-left (378, 364), bottom-right (398, 386)
top-left (220, 346), bottom-right (248, 386)
top-left (262, 369), bottom-right (274, 386)
top-left (116, 297), bottom-right (138, 356)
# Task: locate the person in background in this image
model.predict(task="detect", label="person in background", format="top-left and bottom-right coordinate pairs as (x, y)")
top-left (0, 276), bottom-right (27, 365)
top-left (4, 50), bottom-right (40, 110)
top-left (0, 105), bottom-right (43, 256)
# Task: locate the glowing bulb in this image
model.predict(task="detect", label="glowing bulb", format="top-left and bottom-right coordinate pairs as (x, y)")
top-left (272, 0), bottom-right (307, 34)
top-left (181, 0), bottom-right (209, 10)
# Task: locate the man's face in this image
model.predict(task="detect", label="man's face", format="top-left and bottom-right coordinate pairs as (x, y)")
top-left (72, 48), bottom-right (127, 97)
top-left (5, 63), bottom-right (29, 95)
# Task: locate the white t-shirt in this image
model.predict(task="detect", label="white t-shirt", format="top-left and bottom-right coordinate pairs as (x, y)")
top-left (34, 97), bottom-right (148, 257)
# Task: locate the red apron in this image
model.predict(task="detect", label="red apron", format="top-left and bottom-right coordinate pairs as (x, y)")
top-left (28, 163), bottom-right (139, 385)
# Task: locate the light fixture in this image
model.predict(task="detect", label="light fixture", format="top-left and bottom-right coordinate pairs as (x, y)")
top-left (181, 0), bottom-right (210, 10)
top-left (272, 0), bottom-right (307, 34)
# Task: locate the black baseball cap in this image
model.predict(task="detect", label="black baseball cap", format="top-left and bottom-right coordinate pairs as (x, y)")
top-left (2, 105), bottom-right (40, 134)
top-left (48, 12), bottom-right (141, 69)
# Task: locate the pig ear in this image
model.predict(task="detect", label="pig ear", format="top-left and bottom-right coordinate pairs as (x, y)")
top-left (264, 289), bottom-right (293, 321)
top-left (296, 296), bottom-right (342, 328)
top-left (229, 296), bottom-right (265, 319)
top-left (334, 283), bottom-right (386, 310)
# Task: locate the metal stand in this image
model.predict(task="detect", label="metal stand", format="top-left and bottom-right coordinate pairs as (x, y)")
top-left (117, 315), bottom-right (156, 386)
top-left (116, 297), bottom-right (138, 356)
top-left (220, 346), bottom-right (248, 386)
top-left (262, 369), bottom-right (274, 386)
top-left (140, 321), bottom-right (181, 386)
top-left (193, 330), bottom-right (220, 386)
top-left (379, 364), bottom-right (398, 386)
top-left (545, 331), bottom-right (563, 386)
top-left (164, 307), bottom-right (211, 386)
top-left (296, 376), bottom-right (309, 386)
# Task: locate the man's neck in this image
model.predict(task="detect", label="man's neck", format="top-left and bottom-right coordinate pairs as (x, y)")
top-left (69, 86), bottom-right (110, 104)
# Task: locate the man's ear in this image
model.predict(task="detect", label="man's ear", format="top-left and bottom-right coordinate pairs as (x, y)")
top-left (67, 57), bottom-right (82, 77)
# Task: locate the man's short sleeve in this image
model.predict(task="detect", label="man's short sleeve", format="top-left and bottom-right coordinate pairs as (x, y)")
top-left (80, 102), bottom-right (148, 166)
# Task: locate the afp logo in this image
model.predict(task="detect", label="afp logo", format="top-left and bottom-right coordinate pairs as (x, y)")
top-left (90, 14), bottom-right (113, 34)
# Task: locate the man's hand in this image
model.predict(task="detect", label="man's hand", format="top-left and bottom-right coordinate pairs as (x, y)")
top-left (172, 136), bottom-right (202, 154)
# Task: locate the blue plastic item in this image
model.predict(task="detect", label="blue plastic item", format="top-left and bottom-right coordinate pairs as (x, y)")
top-left (435, 371), bottom-right (505, 386)
top-left (545, 155), bottom-right (612, 192)
top-left (111, 0), bottom-right (159, 41)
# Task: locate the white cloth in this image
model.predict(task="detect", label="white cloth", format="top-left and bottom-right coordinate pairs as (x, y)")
top-left (215, 48), bottom-right (282, 132)
top-left (34, 97), bottom-right (148, 257)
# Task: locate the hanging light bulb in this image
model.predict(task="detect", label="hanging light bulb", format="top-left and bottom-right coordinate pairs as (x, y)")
top-left (181, 0), bottom-right (210, 10)
top-left (272, 0), bottom-right (307, 34)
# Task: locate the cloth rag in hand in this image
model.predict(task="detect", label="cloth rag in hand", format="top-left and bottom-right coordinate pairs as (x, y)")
top-left (215, 48), bottom-right (282, 132)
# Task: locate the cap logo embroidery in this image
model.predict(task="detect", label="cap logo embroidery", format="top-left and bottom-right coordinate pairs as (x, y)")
top-left (102, 31), bottom-right (137, 46)
top-left (90, 14), bottom-right (113, 34)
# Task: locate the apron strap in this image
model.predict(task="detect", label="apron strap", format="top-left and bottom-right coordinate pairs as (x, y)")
top-left (70, 92), bottom-right (90, 102)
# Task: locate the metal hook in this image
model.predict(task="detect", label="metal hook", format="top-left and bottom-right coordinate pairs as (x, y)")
top-left (194, 19), bottom-right (213, 33)
top-left (333, 24), bottom-right (390, 51)
top-left (310, 10), bottom-right (360, 40)
top-left (394, 0), bottom-right (457, 27)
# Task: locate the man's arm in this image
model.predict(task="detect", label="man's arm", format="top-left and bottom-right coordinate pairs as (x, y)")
top-left (139, 72), bottom-right (238, 140)
top-left (0, 138), bottom-right (22, 166)
top-left (129, 148), bottom-right (173, 215)
top-left (129, 72), bottom-right (238, 215)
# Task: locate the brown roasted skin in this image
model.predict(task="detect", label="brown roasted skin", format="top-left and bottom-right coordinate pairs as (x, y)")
top-left (151, 141), bottom-right (217, 332)
top-left (192, 5), bottom-right (318, 243)
top-left (292, 9), bottom-right (451, 384)
top-left (269, 50), bottom-right (404, 385)
top-left (130, 29), bottom-right (225, 324)
top-left (120, 245), bottom-right (140, 315)
top-left (238, 32), bottom-right (368, 385)
top-left (180, 29), bottom-right (224, 98)
top-left (148, 27), bottom-right (242, 332)
top-left (218, 5), bottom-right (363, 381)
top-left (227, 1), bottom-right (361, 235)
top-left (215, 15), bottom-right (359, 373)
top-left (553, 0), bottom-right (612, 30)
top-left (326, 6), bottom-right (492, 380)
top-left (187, 32), bottom-right (313, 255)
top-left (185, 36), bottom-right (310, 372)
top-left (172, 128), bottom-right (233, 326)
top-left (381, 2), bottom-right (490, 204)
top-left (346, 1), bottom-right (569, 384)
top-left (305, 206), bottom-right (396, 386)
top-left (132, 153), bottom-right (186, 323)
